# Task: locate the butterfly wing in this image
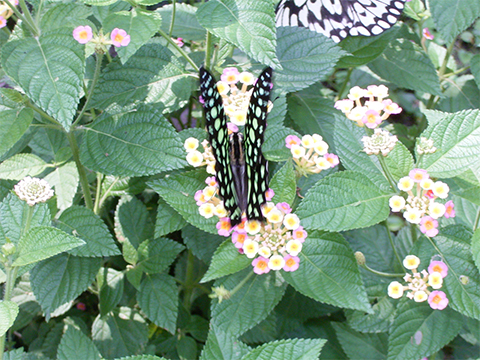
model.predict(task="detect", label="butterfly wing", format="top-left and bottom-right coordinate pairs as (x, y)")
top-left (276, 0), bottom-right (406, 43)
top-left (243, 67), bottom-right (273, 221)
top-left (199, 67), bottom-right (243, 225)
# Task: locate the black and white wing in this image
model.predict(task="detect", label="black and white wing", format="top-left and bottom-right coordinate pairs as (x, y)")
top-left (276, 0), bottom-right (406, 43)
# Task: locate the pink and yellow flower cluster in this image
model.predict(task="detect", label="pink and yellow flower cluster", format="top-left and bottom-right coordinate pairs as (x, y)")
top-left (334, 85), bottom-right (402, 129)
top-left (73, 26), bottom-right (130, 48)
top-left (0, 0), bottom-right (18, 29)
top-left (184, 137), bottom-right (216, 175)
top-left (388, 255), bottom-right (449, 310)
top-left (389, 169), bottom-right (455, 237)
top-left (285, 134), bottom-right (339, 176)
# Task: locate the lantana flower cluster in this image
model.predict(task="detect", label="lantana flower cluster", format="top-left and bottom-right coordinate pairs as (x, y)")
top-left (334, 85), bottom-right (402, 129)
top-left (388, 255), bottom-right (449, 310)
top-left (193, 176), bottom-right (228, 222)
top-left (73, 25), bottom-right (130, 48)
top-left (416, 137), bottom-right (437, 155)
top-left (389, 169), bottom-right (455, 237)
top-left (184, 137), bottom-right (216, 175)
top-left (361, 128), bottom-right (398, 156)
top-left (215, 67), bottom-right (273, 126)
top-left (14, 176), bottom-right (54, 206)
top-left (285, 134), bottom-right (339, 176)
top-left (0, 0), bottom-right (18, 28)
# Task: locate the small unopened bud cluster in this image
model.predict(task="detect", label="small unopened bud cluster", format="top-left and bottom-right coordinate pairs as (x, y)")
top-left (389, 169), bottom-right (455, 237)
top-left (215, 67), bottom-right (273, 126)
top-left (361, 128), bottom-right (398, 156)
top-left (388, 255), bottom-right (449, 310)
top-left (184, 138), bottom-right (216, 175)
top-left (334, 85), bottom-right (402, 129)
top-left (14, 177), bottom-right (54, 206)
top-left (416, 137), bottom-right (437, 155)
top-left (285, 134), bottom-right (339, 176)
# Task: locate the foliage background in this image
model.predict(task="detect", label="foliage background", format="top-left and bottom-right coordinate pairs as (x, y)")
top-left (0, 0), bottom-right (479, 359)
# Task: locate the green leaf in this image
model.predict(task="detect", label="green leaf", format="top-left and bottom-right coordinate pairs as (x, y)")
top-left (101, 176), bottom-right (147, 196)
top-left (136, 238), bottom-right (185, 274)
top-left (30, 254), bottom-right (101, 315)
top-left (263, 125), bottom-right (300, 162)
top-left (44, 162), bottom-right (79, 211)
top-left (345, 296), bottom-right (395, 333)
top-left (211, 268), bottom-right (287, 336)
top-left (115, 195), bottom-right (153, 249)
top-left (40, 3), bottom-right (93, 32)
top-left (182, 225), bottom-right (225, 263)
top-left (137, 273), bottom-right (178, 334)
top-left (177, 336), bottom-right (197, 360)
top-left (384, 142), bottom-right (414, 183)
top-left (297, 171), bottom-right (393, 232)
top-left (430, 0), bottom-right (480, 43)
top-left (157, 3), bottom-right (206, 41)
top-left (417, 109), bottom-right (480, 178)
top-left (267, 92), bottom-right (287, 126)
top-left (155, 197), bottom-right (188, 238)
top-left (471, 54), bottom-right (480, 90)
top-left (269, 161), bottom-right (296, 205)
top-left (387, 301), bottom-right (463, 360)
top-left (14, 227), bottom-right (85, 267)
top-left (56, 205), bottom-right (120, 257)
top-left (275, 27), bottom-right (345, 92)
top-left (90, 43), bottom-right (195, 113)
top-left (81, 104), bottom-right (187, 176)
top-left (92, 307), bottom-right (148, 359)
top-left (201, 239), bottom-right (251, 283)
top-left (0, 90), bottom-right (33, 158)
top-left (81, 0), bottom-right (118, 5)
top-left (0, 180), bottom-right (14, 202)
top-left (282, 231), bottom-right (371, 312)
top-left (1, 28), bottom-right (85, 131)
top-left (0, 153), bottom-right (48, 180)
top-left (57, 326), bottom-right (101, 360)
top-left (0, 301), bottom-right (19, 337)
top-left (114, 356), bottom-right (166, 360)
top-left (149, 169), bottom-right (218, 234)
top-left (104, 9), bottom-right (162, 64)
top-left (242, 338), bottom-right (326, 360)
top-left (368, 39), bottom-right (442, 96)
top-left (98, 267), bottom-right (124, 317)
top-left (196, 0), bottom-right (279, 68)
top-left (337, 26), bottom-right (398, 68)
top-left (437, 77), bottom-right (480, 112)
top-left (333, 323), bottom-right (387, 360)
top-left (472, 229), bottom-right (480, 274)
top-left (200, 326), bottom-right (251, 360)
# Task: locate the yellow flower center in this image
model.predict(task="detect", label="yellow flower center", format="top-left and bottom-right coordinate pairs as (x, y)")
top-left (432, 294), bottom-right (442, 304)
top-left (79, 30), bottom-right (89, 40)
top-left (114, 34), bottom-right (124, 42)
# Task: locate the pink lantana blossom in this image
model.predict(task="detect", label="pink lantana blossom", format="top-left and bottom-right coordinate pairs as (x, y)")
top-left (276, 202), bottom-right (292, 214)
top-left (111, 28), bottom-right (131, 47)
top-left (444, 200), bottom-right (455, 218)
top-left (324, 153), bottom-right (339, 167)
top-left (73, 25), bottom-right (93, 44)
top-left (362, 109), bottom-right (382, 129)
top-left (174, 37), bottom-right (184, 47)
top-left (428, 261), bottom-right (448, 278)
top-left (409, 168), bottom-right (429, 183)
top-left (423, 28), bottom-right (434, 40)
top-left (382, 99), bottom-right (402, 115)
top-left (252, 256), bottom-right (271, 275)
top-left (292, 226), bottom-right (307, 242)
top-left (285, 135), bottom-right (301, 149)
top-left (265, 188), bottom-right (275, 201)
top-left (428, 290), bottom-right (449, 310)
top-left (194, 190), bottom-right (206, 205)
top-left (420, 216), bottom-right (439, 237)
top-left (227, 122), bottom-right (239, 133)
top-left (0, 16), bottom-right (6, 29)
top-left (283, 255), bottom-right (300, 272)
top-left (216, 218), bottom-right (232, 237)
top-left (221, 67), bottom-right (240, 84)
top-left (232, 231), bottom-right (247, 249)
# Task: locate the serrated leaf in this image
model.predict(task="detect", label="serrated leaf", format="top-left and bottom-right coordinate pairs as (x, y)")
top-left (368, 39), bottom-right (442, 96)
top-left (114, 356), bottom-right (166, 360)
top-left (275, 27), bottom-right (345, 92)
top-left (81, 104), bottom-right (187, 176)
top-left (297, 171), bottom-right (393, 232)
top-left (155, 197), bottom-right (188, 237)
top-left (56, 205), bottom-right (120, 257)
top-left (0, 153), bottom-right (48, 180)
top-left (384, 141), bottom-right (414, 183)
top-left (242, 338), bottom-right (326, 360)
top-left (387, 301), bottom-right (462, 360)
top-left (149, 169), bottom-right (218, 234)
top-left (437, 77), bottom-right (480, 112)
top-left (0, 301), bottom-right (19, 336)
top-left (136, 238), bottom-right (184, 274)
top-left (115, 195), bottom-right (153, 249)
top-left (267, 92), bottom-right (287, 126)
top-left (200, 326), bottom-right (251, 360)
top-left (472, 229), bottom-right (480, 274)
top-left (90, 43), bottom-right (195, 113)
top-left (14, 227), bottom-right (85, 266)
top-left (44, 162), bottom-right (79, 211)
top-left (182, 225), bottom-right (224, 263)
top-left (263, 125), bottom-right (300, 162)
top-left (98, 267), bottom-right (124, 317)
top-left (282, 231), bottom-right (371, 312)
top-left (211, 268), bottom-right (287, 337)
top-left (137, 273), bottom-right (178, 334)
top-left (30, 254), bottom-right (101, 315)
top-left (1, 28), bottom-right (85, 131)
top-left (157, 3), bottom-right (206, 41)
top-left (201, 240), bottom-right (251, 283)
top-left (177, 336), bottom-right (197, 360)
top-left (430, 0), bottom-right (480, 43)
top-left (92, 308), bottom-right (148, 359)
top-left (104, 9), bottom-right (162, 64)
top-left (196, 0), bottom-right (279, 68)
top-left (57, 326), bottom-right (101, 360)
top-left (101, 176), bottom-right (147, 196)
top-left (269, 160), bottom-right (296, 205)
top-left (346, 296), bottom-right (396, 333)
top-left (471, 54), bottom-right (480, 90)
top-left (40, 3), bottom-right (93, 32)
top-left (0, 180), bottom-right (15, 202)
top-left (417, 109), bottom-right (480, 178)
top-left (333, 323), bottom-right (387, 360)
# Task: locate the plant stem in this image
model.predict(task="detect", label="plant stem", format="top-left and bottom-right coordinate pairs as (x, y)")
top-left (204, 31), bottom-right (213, 69)
top-left (438, 40), bottom-right (455, 78)
top-left (360, 263), bottom-right (404, 278)
top-left (183, 250), bottom-right (195, 310)
top-left (383, 221), bottom-right (405, 271)
top-left (336, 68), bottom-right (353, 100)
top-left (229, 271), bottom-right (254, 297)
top-left (97, 177), bottom-right (119, 212)
top-left (93, 173), bottom-right (103, 215)
top-left (24, 101), bottom-right (62, 127)
top-left (377, 154), bottom-right (397, 190)
top-left (473, 209), bottom-right (480, 232)
top-left (3, 0), bottom-right (37, 36)
top-left (67, 131), bottom-right (93, 210)
top-left (168, 0), bottom-right (176, 38)
top-left (157, 28), bottom-right (199, 71)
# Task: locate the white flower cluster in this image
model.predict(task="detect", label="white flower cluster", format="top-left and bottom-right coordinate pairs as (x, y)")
top-left (361, 128), bottom-right (398, 156)
top-left (14, 176), bottom-right (54, 206)
top-left (184, 138), bottom-right (216, 175)
top-left (416, 137), bottom-right (437, 155)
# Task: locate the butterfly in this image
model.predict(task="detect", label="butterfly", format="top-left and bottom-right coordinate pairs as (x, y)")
top-left (199, 67), bottom-right (273, 227)
top-left (276, 0), bottom-right (407, 43)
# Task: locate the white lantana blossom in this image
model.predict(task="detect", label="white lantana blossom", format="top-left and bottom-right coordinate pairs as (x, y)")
top-left (14, 177), bottom-right (54, 206)
top-left (361, 128), bottom-right (398, 156)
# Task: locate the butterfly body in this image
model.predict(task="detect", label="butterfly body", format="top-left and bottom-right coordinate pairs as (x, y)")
top-left (199, 67), bottom-right (273, 227)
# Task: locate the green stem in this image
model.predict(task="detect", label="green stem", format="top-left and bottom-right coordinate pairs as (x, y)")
top-left (67, 131), bottom-right (93, 210)
top-left (229, 271), bottom-right (254, 297)
top-left (93, 173), bottom-right (104, 215)
top-left (97, 177), bottom-right (119, 212)
top-left (360, 263), bottom-right (404, 278)
top-left (3, 0), bottom-right (36, 36)
top-left (157, 27), bottom-right (199, 71)
top-left (18, 0), bottom-right (39, 36)
top-left (383, 220), bottom-right (405, 271)
top-left (183, 250), bottom-right (195, 310)
top-left (72, 53), bottom-right (104, 128)
top-left (336, 68), bottom-right (353, 100)
top-left (377, 154), bottom-right (397, 190)
top-left (204, 31), bottom-right (213, 69)
top-left (473, 209), bottom-right (480, 232)
top-left (24, 101), bottom-right (62, 127)
top-left (438, 40), bottom-right (455, 78)
top-left (168, 0), bottom-right (176, 38)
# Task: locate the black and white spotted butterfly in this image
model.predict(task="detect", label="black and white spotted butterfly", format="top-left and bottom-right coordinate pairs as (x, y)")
top-left (276, 0), bottom-right (407, 43)
top-left (199, 67), bottom-right (273, 227)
